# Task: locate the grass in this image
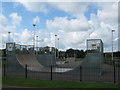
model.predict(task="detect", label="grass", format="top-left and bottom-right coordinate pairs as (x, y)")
top-left (2, 77), bottom-right (119, 88)
top-left (105, 57), bottom-right (120, 61)
top-left (60, 58), bottom-right (67, 61)
top-left (75, 58), bottom-right (84, 61)
top-left (104, 57), bottom-right (120, 67)
top-left (0, 61), bottom-right (7, 67)
top-left (104, 62), bottom-right (120, 67)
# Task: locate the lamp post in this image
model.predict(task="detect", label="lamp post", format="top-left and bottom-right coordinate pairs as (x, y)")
top-left (112, 30), bottom-right (115, 84)
top-left (58, 38), bottom-right (59, 59)
top-left (8, 31), bottom-right (11, 43)
top-left (33, 24), bottom-right (36, 51)
top-left (112, 30), bottom-right (115, 61)
top-left (36, 36), bottom-right (38, 51)
top-left (55, 34), bottom-right (57, 60)
top-left (49, 47), bottom-right (52, 65)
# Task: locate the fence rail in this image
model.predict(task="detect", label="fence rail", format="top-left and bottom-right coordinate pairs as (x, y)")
top-left (2, 63), bottom-right (119, 84)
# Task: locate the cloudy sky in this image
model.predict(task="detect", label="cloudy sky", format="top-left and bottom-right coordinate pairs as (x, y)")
top-left (0, 0), bottom-right (119, 52)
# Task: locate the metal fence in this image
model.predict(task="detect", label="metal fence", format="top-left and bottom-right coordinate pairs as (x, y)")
top-left (2, 62), bottom-right (119, 84)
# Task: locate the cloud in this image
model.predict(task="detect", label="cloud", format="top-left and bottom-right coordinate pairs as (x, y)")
top-left (0, 26), bottom-right (16, 33)
top-left (33, 16), bottom-right (40, 24)
top-left (16, 2), bottom-right (89, 18)
top-left (49, 2), bottom-right (89, 18)
top-left (1, 2), bottom-right (118, 52)
top-left (18, 2), bottom-right (49, 13)
top-left (93, 2), bottom-right (118, 24)
top-left (46, 17), bottom-right (90, 32)
top-left (19, 29), bottom-right (33, 44)
top-left (9, 12), bottom-right (22, 26)
top-left (45, 2), bottom-right (118, 51)
top-left (46, 16), bottom-right (94, 50)
top-left (88, 7), bottom-right (118, 52)
top-left (0, 14), bottom-right (8, 25)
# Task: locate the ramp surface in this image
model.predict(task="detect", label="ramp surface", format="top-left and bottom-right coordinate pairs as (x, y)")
top-left (37, 54), bottom-right (56, 67)
top-left (80, 53), bottom-right (103, 75)
top-left (16, 54), bottom-right (50, 72)
top-left (64, 53), bottom-right (103, 75)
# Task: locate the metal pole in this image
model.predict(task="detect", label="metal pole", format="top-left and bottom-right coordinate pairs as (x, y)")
top-left (8, 32), bottom-right (11, 43)
top-left (36, 36), bottom-right (38, 51)
top-left (114, 63), bottom-right (116, 84)
top-left (33, 24), bottom-right (36, 52)
top-left (4, 64), bottom-right (6, 77)
top-left (55, 35), bottom-right (57, 60)
top-left (86, 40), bottom-right (88, 53)
top-left (112, 30), bottom-right (115, 83)
top-left (112, 30), bottom-right (115, 61)
top-left (58, 38), bottom-right (59, 59)
top-left (51, 65), bottom-right (52, 80)
top-left (112, 30), bottom-right (114, 61)
top-left (80, 65), bottom-right (82, 82)
top-left (25, 64), bottom-right (27, 78)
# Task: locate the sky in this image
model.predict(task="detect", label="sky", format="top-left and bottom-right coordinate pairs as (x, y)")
top-left (0, 0), bottom-right (119, 52)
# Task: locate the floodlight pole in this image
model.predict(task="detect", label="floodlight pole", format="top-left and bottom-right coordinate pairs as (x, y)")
top-left (112, 30), bottom-right (116, 84)
top-left (58, 38), bottom-right (59, 59)
top-left (112, 30), bottom-right (115, 61)
top-left (33, 24), bottom-right (36, 51)
top-left (55, 34), bottom-right (57, 60)
top-left (36, 36), bottom-right (38, 51)
top-left (8, 31), bottom-right (11, 43)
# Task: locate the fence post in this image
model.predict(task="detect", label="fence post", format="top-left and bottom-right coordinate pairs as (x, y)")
top-left (25, 64), bottom-right (27, 78)
top-left (51, 65), bottom-right (52, 80)
top-left (3, 64), bottom-right (6, 77)
top-left (80, 66), bottom-right (82, 82)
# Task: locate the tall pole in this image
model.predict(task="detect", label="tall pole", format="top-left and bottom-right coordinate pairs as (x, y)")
top-left (36, 36), bottom-right (38, 51)
top-left (112, 30), bottom-right (115, 61)
top-left (112, 30), bottom-right (115, 84)
top-left (55, 34), bottom-right (57, 60)
top-left (33, 24), bottom-right (36, 51)
top-left (58, 38), bottom-right (59, 59)
top-left (8, 32), bottom-right (11, 43)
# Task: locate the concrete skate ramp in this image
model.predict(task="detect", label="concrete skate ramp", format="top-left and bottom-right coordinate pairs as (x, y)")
top-left (16, 54), bottom-right (51, 72)
top-left (16, 54), bottom-right (71, 72)
top-left (81, 53), bottom-right (103, 67)
top-left (80, 53), bottom-right (103, 75)
top-left (37, 54), bottom-right (56, 67)
top-left (64, 53), bottom-right (103, 75)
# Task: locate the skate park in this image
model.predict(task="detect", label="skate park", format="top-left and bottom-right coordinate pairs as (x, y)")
top-left (2, 39), bottom-right (119, 83)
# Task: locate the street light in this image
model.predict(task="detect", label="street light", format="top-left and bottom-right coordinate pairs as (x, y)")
top-left (33, 24), bottom-right (36, 51)
top-left (8, 31), bottom-right (11, 43)
top-left (36, 36), bottom-right (38, 51)
top-left (112, 30), bottom-right (115, 61)
top-left (55, 34), bottom-right (57, 60)
top-left (112, 30), bottom-right (116, 84)
top-left (58, 38), bottom-right (59, 59)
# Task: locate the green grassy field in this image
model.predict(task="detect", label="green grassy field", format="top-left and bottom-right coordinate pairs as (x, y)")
top-left (105, 57), bottom-right (120, 61)
top-left (75, 58), bottom-right (84, 61)
top-left (0, 61), bottom-right (7, 67)
top-left (2, 77), bottom-right (119, 88)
